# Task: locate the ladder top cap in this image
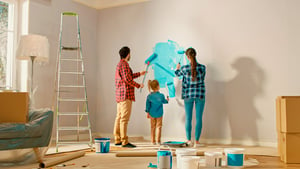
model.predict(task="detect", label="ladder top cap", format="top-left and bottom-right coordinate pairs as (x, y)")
top-left (62, 12), bottom-right (78, 16)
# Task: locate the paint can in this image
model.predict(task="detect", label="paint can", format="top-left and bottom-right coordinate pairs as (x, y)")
top-left (175, 148), bottom-right (197, 168)
top-left (180, 155), bottom-right (201, 169)
top-left (157, 150), bottom-right (172, 169)
top-left (204, 151), bottom-right (223, 167)
top-left (224, 148), bottom-right (245, 167)
top-left (94, 138), bottom-right (110, 153)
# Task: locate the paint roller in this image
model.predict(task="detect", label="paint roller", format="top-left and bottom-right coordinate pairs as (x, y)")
top-left (177, 50), bottom-right (185, 64)
top-left (177, 50), bottom-right (185, 54)
top-left (140, 53), bottom-right (158, 92)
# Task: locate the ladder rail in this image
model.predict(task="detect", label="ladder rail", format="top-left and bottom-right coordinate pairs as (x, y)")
top-left (55, 13), bottom-right (64, 152)
top-left (77, 15), bottom-right (93, 146)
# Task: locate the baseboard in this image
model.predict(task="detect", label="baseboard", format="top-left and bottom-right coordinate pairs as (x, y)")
top-left (199, 138), bottom-right (277, 147)
top-left (51, 133), bottom-right (277, 147)
top-left (50, 132), bottom-right (146, 143)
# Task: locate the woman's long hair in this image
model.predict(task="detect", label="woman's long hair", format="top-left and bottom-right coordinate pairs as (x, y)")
top-left (186, 48), bottom-right (197, 81)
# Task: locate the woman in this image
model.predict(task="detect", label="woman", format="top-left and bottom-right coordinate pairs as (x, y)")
top-left (175, 47), bottom-right (206, 147)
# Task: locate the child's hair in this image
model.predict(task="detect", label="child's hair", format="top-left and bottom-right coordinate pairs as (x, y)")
top-left (148, 80), bottom-right (160, 92)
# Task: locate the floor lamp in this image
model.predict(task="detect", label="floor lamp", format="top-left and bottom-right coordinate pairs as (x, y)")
top-left (16, 34), bottom-right (49, 108)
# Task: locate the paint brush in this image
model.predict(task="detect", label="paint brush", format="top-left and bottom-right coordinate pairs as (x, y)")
top-left (140, 53), bottom-right (158, 92)
top-left (165, 82), bottom-right (169, 99)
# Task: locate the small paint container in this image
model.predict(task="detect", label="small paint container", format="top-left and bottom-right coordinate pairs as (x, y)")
top-left (95, 138), bottom-right (110, 153)
top-left (204, 151), bottom-right (223, 167)
top-left (224, 148), bottom-right (245, 168)
top-left (157, 150), bottom-right (172, 169)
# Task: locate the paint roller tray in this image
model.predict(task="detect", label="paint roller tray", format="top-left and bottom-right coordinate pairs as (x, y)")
top-left (162, 141), bottom-right (188, 147)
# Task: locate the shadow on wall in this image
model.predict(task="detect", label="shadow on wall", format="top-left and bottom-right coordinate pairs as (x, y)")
top-left (205, 57), bottom-right (265, 144)
top-left (226, 57), bottom-right (264, 144)
top-left (205, 64), bottom-right (228, 140)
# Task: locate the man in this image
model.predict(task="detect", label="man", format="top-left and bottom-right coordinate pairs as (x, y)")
top-left (114, 46), bottom-right (146, 148)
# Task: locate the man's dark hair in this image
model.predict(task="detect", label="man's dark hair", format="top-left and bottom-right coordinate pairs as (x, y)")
top-left (119, 46), bottom-right (130, 59)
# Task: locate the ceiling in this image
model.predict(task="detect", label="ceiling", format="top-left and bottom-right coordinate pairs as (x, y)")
top-left (73, 0), bottom-right (151, 10)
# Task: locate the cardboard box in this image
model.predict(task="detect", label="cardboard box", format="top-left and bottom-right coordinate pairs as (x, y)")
top-left (279, 132), bottom-right (300, 163)
top-left (276, 96), bottom-right (300, 133)
top-left (276, 96), bottom-right (282, 132)
top-left (277, 131), bottom-right (284, 161)
top-left (0, 92), bottom-right (29, 123)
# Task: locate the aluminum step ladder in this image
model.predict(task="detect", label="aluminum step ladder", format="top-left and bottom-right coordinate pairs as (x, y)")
top-left (55, 12), bottom-right (92, 152)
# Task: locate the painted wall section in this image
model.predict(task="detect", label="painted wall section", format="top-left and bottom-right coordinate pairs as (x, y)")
top-left (146, 40), bottom-right (186, 97)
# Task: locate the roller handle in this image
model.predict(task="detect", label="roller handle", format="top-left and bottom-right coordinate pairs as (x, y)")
top-left (140, 62), bottom-right (150, 92)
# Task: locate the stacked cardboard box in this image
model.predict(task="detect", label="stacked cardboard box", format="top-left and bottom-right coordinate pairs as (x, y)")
top-left (0, 92), bottom-right (29, 123)
top-left (276, 96), bottom-right (300, 163)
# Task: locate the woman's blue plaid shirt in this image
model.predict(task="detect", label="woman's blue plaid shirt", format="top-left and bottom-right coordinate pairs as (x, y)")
top-left (175, 63), bottom-right (206, 100)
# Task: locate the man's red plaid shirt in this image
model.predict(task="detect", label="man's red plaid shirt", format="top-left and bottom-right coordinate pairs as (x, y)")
top-left (115, 59), bottom-right (141, 102)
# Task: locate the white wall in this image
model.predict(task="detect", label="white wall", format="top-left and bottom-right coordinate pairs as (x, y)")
top-left (27, 0), bottom-right (300, 145)
top-left (96, 0), bottom-right (300, 145)
top-left (28, 0), bottom-right (98, 133)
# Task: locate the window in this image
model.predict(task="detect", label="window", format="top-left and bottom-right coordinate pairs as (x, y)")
top-left (0, 0), bottom-right (16, 89)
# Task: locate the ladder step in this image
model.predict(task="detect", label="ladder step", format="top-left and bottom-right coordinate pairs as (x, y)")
top-left (60, 58), bottom-right (82, 62)
top-left (60, 72), bottom-right (84, 75)
top-left (57, 141), bottom-right (91, 145)
top-left (60, 85), bottom-right (85, 88)
top-left (62, 46), bottom-right (79, 50)
top-left (59, 98), bottom-right (87, 102)
top-left (58, 126), bottom-right (90, 131)
top-left (58, 112), bottom-right (89, 115)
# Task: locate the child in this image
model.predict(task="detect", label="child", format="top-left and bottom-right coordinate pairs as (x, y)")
top-left (145, 80), bottom-right (169, 145)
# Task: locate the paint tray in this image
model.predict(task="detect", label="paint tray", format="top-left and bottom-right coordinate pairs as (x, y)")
top-left (162, 141), bottom-right (188, 148)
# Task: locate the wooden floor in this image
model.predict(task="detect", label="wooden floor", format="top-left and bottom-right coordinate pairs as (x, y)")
top-left (45, 143), bottom-right (300, 169)
top-left (2, 143), bottom-right (300, 169)
top-left (45, 142), bottom-right (300, 169)
top-left (44, 151), bottom-right (300, 169)
top-left (245, 155), bottom-right (299, 168)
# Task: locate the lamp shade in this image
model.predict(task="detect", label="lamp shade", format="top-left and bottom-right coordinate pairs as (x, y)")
top-left (16, 34), bottom-right (49, 62)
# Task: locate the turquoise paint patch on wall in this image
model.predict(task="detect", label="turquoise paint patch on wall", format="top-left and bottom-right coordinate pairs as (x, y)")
top-left (145, 40), bottom-right (186, 98)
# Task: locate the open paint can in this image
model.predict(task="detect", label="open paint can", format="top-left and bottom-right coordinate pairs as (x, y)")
top-left (224, 148), bottom-right (245, 167)
top-left (95, 138), bottom-right (110, 153)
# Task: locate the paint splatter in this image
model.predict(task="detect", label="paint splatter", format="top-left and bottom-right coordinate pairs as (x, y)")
top-left (145, 40), bottom-right (186, 98)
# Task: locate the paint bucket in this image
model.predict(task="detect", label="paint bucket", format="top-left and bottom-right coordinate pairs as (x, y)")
top-left (204, 151), bottom-right (223, 167)
top-left (224, 148), bottom-right (245, 167)
top-left (94, 138), bottom-right (110, 153)
top-left (157, 150), bottom-right (172, 169)
top-left (180, 155), bottom-right (201, 169)
top-left (175, 148), bottom-right (197, 169)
